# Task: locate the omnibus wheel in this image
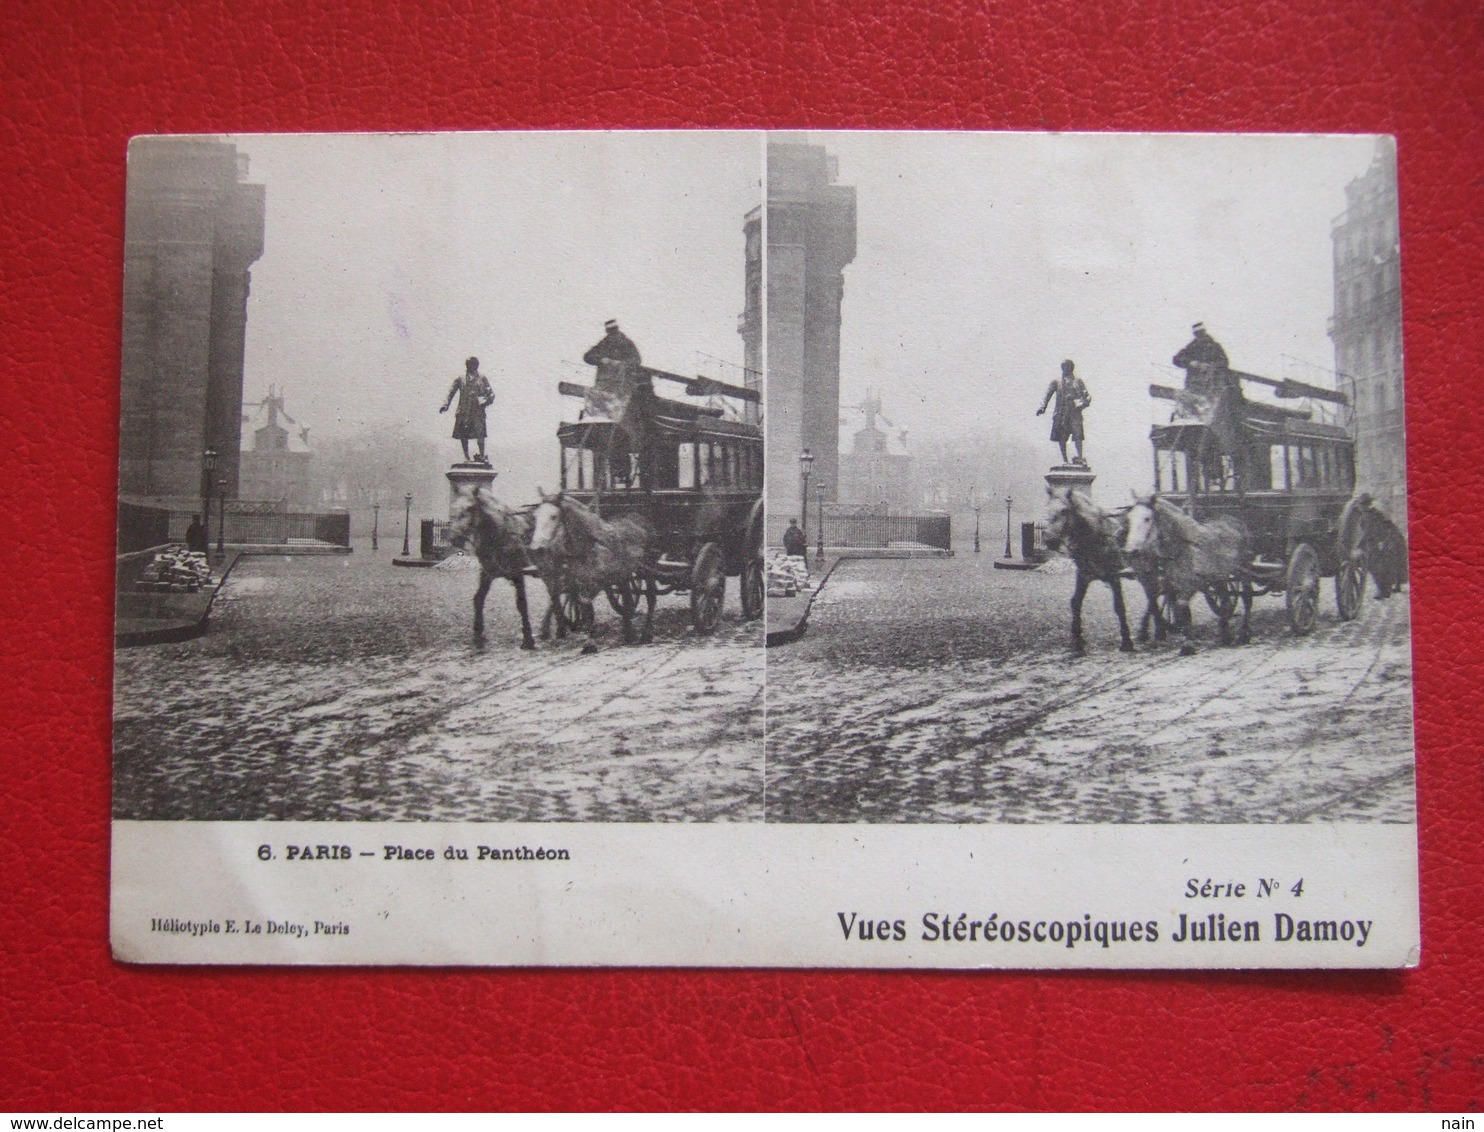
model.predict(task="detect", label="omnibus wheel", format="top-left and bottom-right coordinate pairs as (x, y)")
top-left (690, 543), bottom-right (726, 634)
top-left (1336, 551), bottom-right (1368, 622)
top-left (1285, 542), bottom-right (1320, 636)
top-left (1156, 589), bottom-right (1183, 635)
top-left (1203, 579), bottom-right (1238, 621)
top-left (605, 577), bottom-right (641, 616)
top-left (559, 589), bottom-right (593, 633)
top-left (1335, 502), bottom-right (1369, 622)
top-left (739, 556), bottom-right (765, 622)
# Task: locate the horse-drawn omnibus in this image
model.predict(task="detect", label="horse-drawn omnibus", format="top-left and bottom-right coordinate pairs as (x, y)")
top-left (552, 366), bottom-right (765, 635)
top-left (1146, 366), bottom-right (1369, 635)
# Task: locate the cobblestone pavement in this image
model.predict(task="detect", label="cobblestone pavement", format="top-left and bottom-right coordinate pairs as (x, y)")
top-left (766, 553), bottom-right (1415, 824)
top-left (116, 545), bottom-right (1414, 826)
top-left (114, 545), bottom-right (763, 822)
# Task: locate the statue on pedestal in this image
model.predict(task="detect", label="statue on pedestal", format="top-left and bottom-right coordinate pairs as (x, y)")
top-left (1037, 359), bottom-right (1091, 466)
top-left (440, 356), bottom-right (494, 464)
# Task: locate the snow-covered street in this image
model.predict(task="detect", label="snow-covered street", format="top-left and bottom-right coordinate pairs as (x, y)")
top-left (766, 554), bottom-right (1415, 824)
top-left (113, 546), bottom-right (763, 822)
top-left (114, 543), bottom-right (1413, 827)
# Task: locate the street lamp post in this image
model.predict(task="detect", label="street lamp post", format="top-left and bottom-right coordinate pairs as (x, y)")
top-left (974, 505), bottom-right (982, 554)
top-left (402, 493), bottom-right (413, 558)
top-left (816, 481), bottom-right (826, 565)
top-left (201, 448), bottom-right (216, 559)
top-left (1003, 494), bottom-right (1013, 559)
top-left (798, 449), bottom-right (814, 538)
top-left (371, 498), bottom-right (380, 552)
top-left (216, 476), bottom-right (228, 556)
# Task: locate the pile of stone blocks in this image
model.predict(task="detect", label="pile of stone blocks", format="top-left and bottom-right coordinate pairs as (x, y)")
top-left (135, 548), bottom-right (212, 592)
top-left (766, 550), bottom-right (812, 597)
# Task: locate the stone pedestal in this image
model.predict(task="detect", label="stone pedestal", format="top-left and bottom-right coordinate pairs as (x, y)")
top-left (392, 463), bottom-right (499, 566)
top-left (446, 462), bottom-right (498, 518)
top-left (1044, 462), bottom-right (1096, 495)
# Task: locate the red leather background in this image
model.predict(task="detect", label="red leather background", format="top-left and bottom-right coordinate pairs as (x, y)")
top-left (2, 0), bottom-right (1480, 1112)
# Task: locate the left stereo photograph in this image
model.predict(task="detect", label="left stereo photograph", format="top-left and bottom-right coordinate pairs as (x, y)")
top-left (112, 132), bottom-right (767, 911)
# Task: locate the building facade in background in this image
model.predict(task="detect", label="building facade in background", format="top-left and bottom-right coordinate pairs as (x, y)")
top-left (739, 205), bottom-right (763, 423)
top-left (238, 387), bottom-right (314, 509)
top-left (1329, 138), bottom-right (1405, 527)
top-left (119, 138), bottom-right (264, 509)
top-left (838, 392), bottom-right (916, 510)
top-left (765, 139), bottom-right (856, 539)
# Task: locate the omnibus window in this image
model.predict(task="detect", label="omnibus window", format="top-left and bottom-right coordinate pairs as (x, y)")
top-left (651, 441), bottom-right (679, 489)
top-left (564, 445), bottom-right (594, 491)
top-left (1155, 448), bottom-right (1187, 494)
top-left (606, 451), bottom-right (641, 491)
top-left (1198, 454), bottom-right (1237, 492)
top-left (1246, 444), bottom-right (1273, 490)
top-left (677, 442), bottom-right (696, 489)
top-left (1296, 446), bottom-right (1317, 488)
top-left (1276, 445), bottom-right (1292, 491)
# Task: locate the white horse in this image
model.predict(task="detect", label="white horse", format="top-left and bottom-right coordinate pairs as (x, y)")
top-left (1124, 493), bottom-right (1252, 655)
top-left (528, 492), bottom-right (655, 653)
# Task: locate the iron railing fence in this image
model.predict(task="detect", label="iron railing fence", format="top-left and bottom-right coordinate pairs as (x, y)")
top-left (420, 519), bottom-right (455, 558)
top-left (821, 511), bottom-right (952, 551)
top-left (164, 508), bottom-right (351, 547)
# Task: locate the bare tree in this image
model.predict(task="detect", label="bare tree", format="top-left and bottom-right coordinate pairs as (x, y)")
top-left (313, 424), bottom-right (444, 514)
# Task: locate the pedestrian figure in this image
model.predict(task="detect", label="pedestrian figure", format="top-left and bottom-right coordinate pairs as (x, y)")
top-left (185, 515), bottom-right (207, 554)
top-left (1037, 359), bottom-right (1091, 465)
top-left (1361, 496), bottom-right (1409, 599)
top-left (783, 518), bottom-right (807, 558)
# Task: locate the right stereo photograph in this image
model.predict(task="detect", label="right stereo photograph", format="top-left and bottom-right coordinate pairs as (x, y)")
top-left (761, 131), bottom-right (1414, 835)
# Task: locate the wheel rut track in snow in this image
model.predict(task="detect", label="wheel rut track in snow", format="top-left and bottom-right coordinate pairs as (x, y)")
top-left (782, 642), bottom-right (1237, 765)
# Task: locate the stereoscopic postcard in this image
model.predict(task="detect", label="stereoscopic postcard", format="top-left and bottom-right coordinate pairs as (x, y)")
top-left (112, 130), bottom-right (1418, 968)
